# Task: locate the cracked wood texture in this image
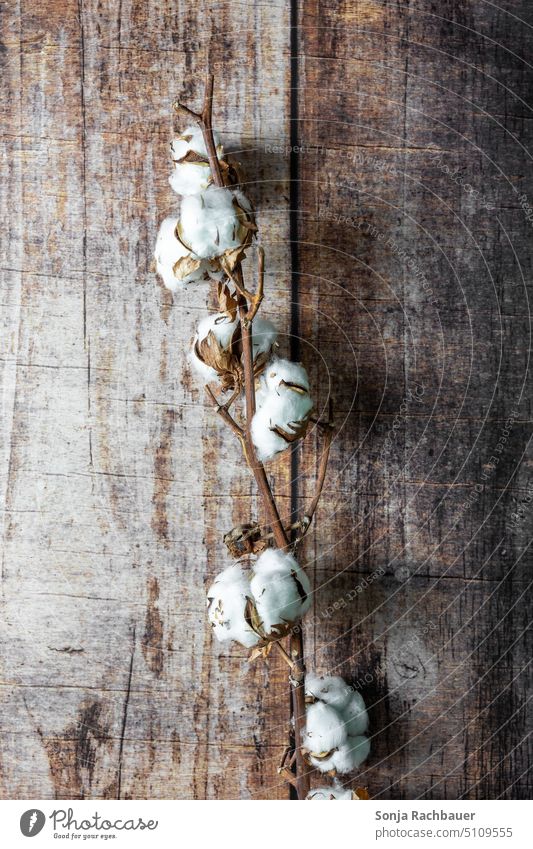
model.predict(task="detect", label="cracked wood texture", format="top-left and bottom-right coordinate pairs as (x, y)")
top-left (1, 0), bottom-right (531, 800)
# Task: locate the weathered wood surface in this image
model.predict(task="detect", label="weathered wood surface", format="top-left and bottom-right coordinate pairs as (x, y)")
top-left (0, 0), bottom-right (531, 800)
top-left (296, 0), bottom-right (532, 800)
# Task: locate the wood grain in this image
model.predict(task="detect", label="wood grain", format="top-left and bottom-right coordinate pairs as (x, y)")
top-left (0, 0), bottom-right (293, 800)
top-left (296, 0), bottom-right (532, 800)
top-left (1, 0), bottom-right (531, 800)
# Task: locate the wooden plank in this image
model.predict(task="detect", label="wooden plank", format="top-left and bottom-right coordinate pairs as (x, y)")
top-left (0, 0), bottom-right (293, 799)
top-left (1, 0), bottom-right (531, 802)
top-left (296, 0), bottom-right (532, 799)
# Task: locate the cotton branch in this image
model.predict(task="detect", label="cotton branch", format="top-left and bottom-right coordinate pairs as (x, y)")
top-left (205, 385), bottom-right (244, 440)
top-left (296, 407), bottom-right (334, 545)
top-left (173, 74), bottom-right (341, 801)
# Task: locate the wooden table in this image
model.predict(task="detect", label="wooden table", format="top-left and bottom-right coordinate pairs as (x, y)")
top-left (1, 0), bottom-right (531, 799)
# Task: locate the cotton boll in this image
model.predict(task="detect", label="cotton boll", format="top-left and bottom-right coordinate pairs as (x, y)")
top-left (341, 691), bottom-right (369, 737)
top-left (206, 565), bottom-right (259, 649)
top-left (251, 318), bottom-right (278, 362)
top-left (179, 186), bottom-right (251, 259)
top-left (197, 313), bottom-right (239, 349)
top-left (189, 312), bottom-right (240, 385)
top-left (251, 387), bottom-right (313, 461)
top-left (335, 736), bottom-right (371, 773)
top-left (170, 125), bottom-right (223, 162)
top-left (254, 373), bottom-right (270, 409)
top-left (306, 783), bottom-right (354, 801)
top-left (262, 357), bottom-right (310, 394)
top-left (250, 548), bottom-right (311, 634)
top-left (154, 216), bottom-right (209, 290)
top-left (311, 735), bottom-right (370, 775)
top-left (303, 701), bottom-right (347, 758)
top-left (305, 675), bottom-right (353, 712)
top-left (169, 161), bottom-right (213, 196)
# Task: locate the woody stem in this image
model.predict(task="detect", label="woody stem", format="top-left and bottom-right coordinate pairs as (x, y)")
top-left (184, 74), bottom-right (311, 800)
top-left (174, 72), bottom-right (225, 188)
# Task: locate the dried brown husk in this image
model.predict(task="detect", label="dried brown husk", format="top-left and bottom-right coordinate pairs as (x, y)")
top-left (217, 282), bottom-right (239, 321)
top-left (194, 323), bottom-right (243, 391)
top-left (353, 787), bottom-right (370, 800)
top-left (217, 196), bottom-right (257, 273)
top-left (270, 417), bottom-right (310, 445)
top-left (252, 348), bottom-right (272, 381)
top-left (291, 568), bottom-right (309, 605)
top-left (172, 253), bottom-right (204, 280)
top-left (244, 595), bottom-right (292, 650)
top-left (207, 595), bottom-right (225, 628)
top-left (172, 138), bottom-right (225, 169)
top-left (195, 284), bottom-right (274, 390)
top-left (278, 379), bottom-right (308, 394)
top-left (224, 523), bottom-right (267, 558)
top-left (308, 747), bottom-right (338, 762)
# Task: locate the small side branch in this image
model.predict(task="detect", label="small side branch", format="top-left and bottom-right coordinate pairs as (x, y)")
top-left (174, 72), bottom-right (225, 188)
top-left (205, 385), bottom-right (244, 439)
top-left (296, 413), bottom-right (334, 544)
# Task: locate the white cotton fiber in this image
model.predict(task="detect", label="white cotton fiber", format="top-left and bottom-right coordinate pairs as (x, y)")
top-left (179, 186), bottom-right (250, 259)
top-left (302, 701), bottom-right (347, 756)
top-left (304, 674), bottom-right (370, 774)
top-left (169, 161), bottom-right (213, 196)
top-left (251, 318), bottom-right (278, 362)
top-left (170, 125), bottom-right (223, 162)
top-left (262, 357), bottom-right (310, 394)
top-left (250, 548), bottom-right (311, 633)
top-left (251, 387), bottom-right (313, 462)
top-left (206, 565), bottom-right (259, 649)
top-left (305, 674), bottom-right (353, 712)
top-left (189, 313), bottom-right (239, 384)
top-left (154, 216), bottom-right (207, 289)
top-left (311, 736), bottom-right (370, 775)
top-left (206, 550), bottom-right (311, 649)
top-left (341, 690), bottom-right (369, 737)
top-left (306, 783), bottom-right (354, 800)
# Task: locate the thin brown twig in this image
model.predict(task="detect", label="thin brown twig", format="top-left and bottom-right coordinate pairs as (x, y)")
top-left (174, 73), bottom-right (225, 188)
top-left (271, 639), bottom-right (296, 670)
top-left (237, 272), bottom-right (310, 800)
top-left (295, 418), bottom-right (334, 545)
top-left (205, 385), bottom-right (244, 439)
top-left (237, 288), bottom-right (289, 551)
top-left (222, 263), bottom-right (256, 302)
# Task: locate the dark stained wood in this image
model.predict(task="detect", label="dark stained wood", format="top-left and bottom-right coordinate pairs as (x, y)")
top-left (1, 0), bottom-right (531, 800)
top-left (296, 0), bottom-right (532, 800)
